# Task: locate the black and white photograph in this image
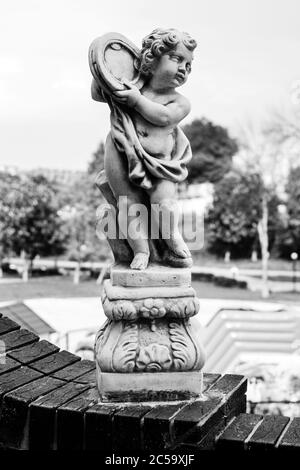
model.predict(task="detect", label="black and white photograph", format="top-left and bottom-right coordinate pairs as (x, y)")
top-left (0, 0), bottom-right (300, 458)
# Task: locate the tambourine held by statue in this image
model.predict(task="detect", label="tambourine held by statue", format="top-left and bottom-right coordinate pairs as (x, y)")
top-left (88, 32), bottom-right (144, 102)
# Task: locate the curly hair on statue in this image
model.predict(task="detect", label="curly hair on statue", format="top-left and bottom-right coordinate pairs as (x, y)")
top-left (138, 28), bottom-right (197, 78)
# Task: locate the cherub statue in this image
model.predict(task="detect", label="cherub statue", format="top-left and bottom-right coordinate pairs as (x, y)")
top-left (90, 28), bottom-right (197, 270)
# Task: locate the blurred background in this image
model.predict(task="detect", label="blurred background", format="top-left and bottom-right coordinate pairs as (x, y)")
top-left (1, 0), bottom-right (300, 415)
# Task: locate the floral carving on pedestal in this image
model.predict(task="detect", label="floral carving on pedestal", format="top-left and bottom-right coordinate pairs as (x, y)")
top-left (136, 344), bottom-right (172, 372)
top-left (102, 295), bottom-right (199, 321)
top-left (139, 298), bottom-right (166, 319)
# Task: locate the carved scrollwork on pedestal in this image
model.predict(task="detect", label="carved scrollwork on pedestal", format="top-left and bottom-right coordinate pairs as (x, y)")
top-left (95, 317), bottom-right (205, 375)
top-left (169, 321), bottom-right (197, 371)
top-left (112, 322), bottom-right (138, 372)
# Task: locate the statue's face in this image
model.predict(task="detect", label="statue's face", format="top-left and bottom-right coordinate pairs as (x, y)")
top-left (152, 42), bottom-right (193, 88)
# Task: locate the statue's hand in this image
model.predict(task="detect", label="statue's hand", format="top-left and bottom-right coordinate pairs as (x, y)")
top-left (113, 78), bottom-right (141, 107)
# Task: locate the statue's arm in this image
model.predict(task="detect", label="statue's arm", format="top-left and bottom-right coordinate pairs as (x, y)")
top-left (134, 94), bottom-right (191, 127)
top-left (113, 79), bottom-right (190, 126)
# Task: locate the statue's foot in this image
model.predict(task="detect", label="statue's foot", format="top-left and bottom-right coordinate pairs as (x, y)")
top-left (130, 252), bottom-right (149, 270)
top-left (165, 234), bottom-right (191, 259)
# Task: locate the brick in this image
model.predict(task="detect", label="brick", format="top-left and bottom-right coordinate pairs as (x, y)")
top-left (0, 357), bottom-right (21, 376)
top-left (173, 396), bottom-right (223, 443)
top-left (0, 329), bottom-right (39, 352)
top-left (52, 360), bottom-right (95, 382)
top-left (8, 339), bottom-right (59, 364)
top-left (143, 403), bottom-right (187, 452)
top-left (202, 373), bottom-right (222, 392)
top-left (0, 376), bottom-right (64, 449)
top-left (248, 415), bottom-right (290, 450)
top-left (73, 369), bottom-right (96, 385)
top-left (216, 414), bottom-right (263, 450)
top-left (56, 387), bottom-right (98, 450)
top-left (182, 397), bottom-right (246, 448)
top-left (0, 317), bottom-right (20, 336)
top-left (207, 375), bottom-right (248, 414)
top-left (143, 374), bottom-right (222, 452)
top-left (225, 394), bottom-right (247, 425)
top-left (113, 405), bottom-right (152, 452)
top-left (29, 381), bottom-right (89, 450)
top-left (278, 418), bottom-right (300, 451)
top-left (30, 350), bottom-right (80, 375)
top-left (172, 375), bottom-right (246, 444)
top-left (85, 404), bottom-right (121, 451)
top-left (0, 367), bottom-right (42, 399)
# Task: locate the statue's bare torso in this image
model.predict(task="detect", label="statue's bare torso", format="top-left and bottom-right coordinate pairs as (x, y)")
top-left (133, 89), bottom-right (181, 159)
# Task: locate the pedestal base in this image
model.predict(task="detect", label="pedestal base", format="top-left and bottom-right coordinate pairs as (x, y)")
top-left (95, 263), bottom-right (206, 403)
top-left (97, 370), bottom-right (203, 402)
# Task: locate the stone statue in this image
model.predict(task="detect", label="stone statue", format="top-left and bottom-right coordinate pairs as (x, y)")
top-left (89, 28), bottom-right (197, 271)
top-left (89, 29), bottom-right (206, 402)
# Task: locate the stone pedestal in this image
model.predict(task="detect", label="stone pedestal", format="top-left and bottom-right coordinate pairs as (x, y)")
top-left (95, 263), bottom-right (206, 402)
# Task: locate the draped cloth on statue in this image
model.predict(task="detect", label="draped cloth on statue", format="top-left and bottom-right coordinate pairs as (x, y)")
top-left (107, 97), bottom-right (192, 190)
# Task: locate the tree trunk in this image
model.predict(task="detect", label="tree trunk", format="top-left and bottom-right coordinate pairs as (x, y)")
top-left (257, 193), bottom-right (269, 298)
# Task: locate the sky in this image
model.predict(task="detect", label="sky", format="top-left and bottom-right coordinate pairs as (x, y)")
top-left (1, 0), bottom-right (300, 171)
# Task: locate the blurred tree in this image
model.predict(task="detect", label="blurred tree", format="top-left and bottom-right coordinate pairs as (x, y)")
top-left (206, 171), bottom-right (279, 259)
top-left (58, 172), bottom-right (108, 263)
top-left (183, 118), bottom-right (238, 184)
top-left (276, 166), bottom-right (300, 258)
top-left (237, 115), bottom-right (300, 297)
top-left (0, 172), bottom-right (67, 262)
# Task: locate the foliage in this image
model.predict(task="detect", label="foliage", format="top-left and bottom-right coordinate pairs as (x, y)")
top-left (58, 171), bottom-right (108, 262)
top-left (206, 170), bottom-right (279, 258)
top-left (0, 172), bottom-right (67, 260)
top-left (275, 166), bottom-right (300, 258)
top-left (183, 118), bottom-right (238, 184)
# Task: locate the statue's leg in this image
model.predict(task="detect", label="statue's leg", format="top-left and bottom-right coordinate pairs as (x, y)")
top-left (148, 180), bottom-right (191, 259)
top-left (104, 134), bottom-right (150, 269)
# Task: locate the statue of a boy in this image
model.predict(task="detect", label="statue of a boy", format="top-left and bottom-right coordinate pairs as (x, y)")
top-left (91, 28), bottom-right (197, 270)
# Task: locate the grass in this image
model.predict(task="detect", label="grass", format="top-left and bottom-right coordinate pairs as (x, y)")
top-left (0, 274), bottom-right (299, 305)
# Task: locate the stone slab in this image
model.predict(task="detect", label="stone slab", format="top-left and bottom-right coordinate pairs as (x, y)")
top-left (103, 279), bottom-right (196, 300)
top-left (97, 370), bottom-right (203, 403)
top-left (111, 263), bottom-right (191, 288)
